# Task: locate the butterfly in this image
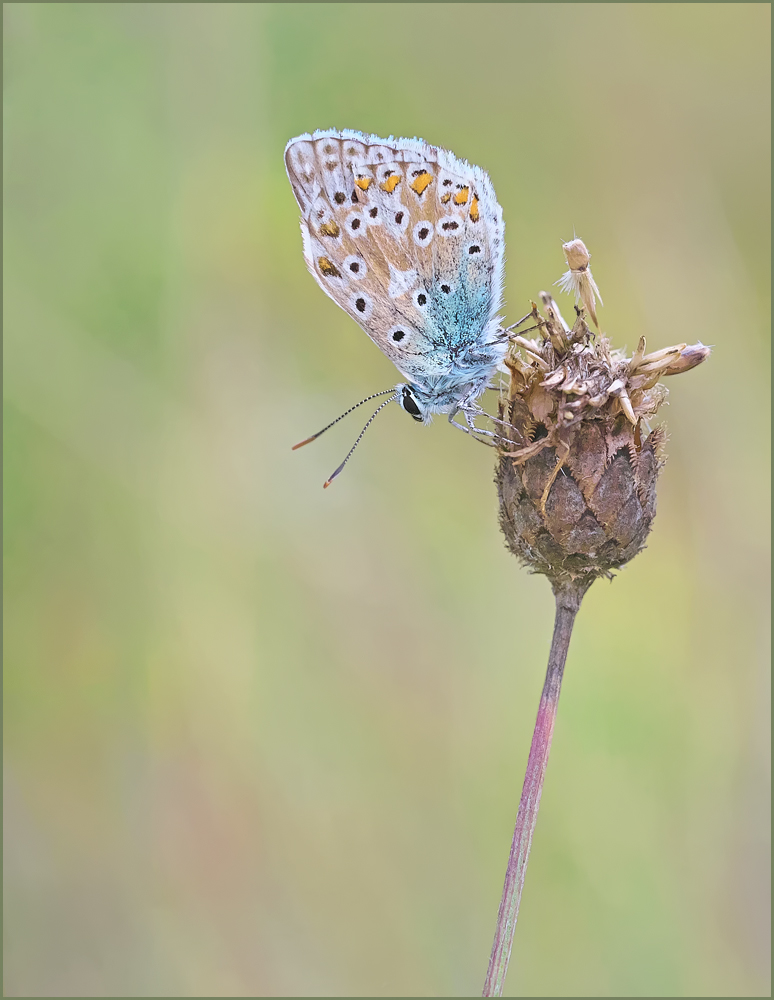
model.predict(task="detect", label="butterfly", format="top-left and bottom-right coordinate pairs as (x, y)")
top-left (285, 129), bottom-right (511, 485)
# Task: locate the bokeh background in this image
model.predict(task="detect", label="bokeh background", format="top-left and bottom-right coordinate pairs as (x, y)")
top-left (4, 4), bottom-right (770, 997)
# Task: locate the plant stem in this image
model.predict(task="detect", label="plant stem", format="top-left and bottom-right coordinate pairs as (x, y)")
top-left (482, 580), bottom-right (587, 997)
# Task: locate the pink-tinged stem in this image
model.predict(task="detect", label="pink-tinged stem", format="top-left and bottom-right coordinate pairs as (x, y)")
top-left (482, 582), bottom-right (586, 997)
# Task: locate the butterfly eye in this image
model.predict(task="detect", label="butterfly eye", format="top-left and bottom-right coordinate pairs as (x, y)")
top-left (401, 388), bottom-right (423, 421)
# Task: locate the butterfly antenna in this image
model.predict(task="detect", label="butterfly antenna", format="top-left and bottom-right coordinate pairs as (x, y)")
top-left (292, 388), bottom-right (396, 450)
top-left (323, 395), bottom-right (397, 488)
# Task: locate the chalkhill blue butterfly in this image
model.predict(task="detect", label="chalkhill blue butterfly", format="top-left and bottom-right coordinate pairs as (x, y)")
top-left (285, 129), bottom-right (514, 485)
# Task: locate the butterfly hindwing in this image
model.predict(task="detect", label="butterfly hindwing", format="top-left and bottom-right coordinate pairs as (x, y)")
top-left (285, 129), bottom-right (505, 390)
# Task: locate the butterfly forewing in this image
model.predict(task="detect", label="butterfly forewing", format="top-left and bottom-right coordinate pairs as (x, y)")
top-left (285, 129), bottom-right (505, 395)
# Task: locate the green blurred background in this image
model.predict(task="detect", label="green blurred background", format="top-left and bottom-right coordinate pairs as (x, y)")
top-left (4, 4), bottom-right (770, 997)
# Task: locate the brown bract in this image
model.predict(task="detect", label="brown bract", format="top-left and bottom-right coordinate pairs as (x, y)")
top-left (496, 294), bottom-right (710, 589)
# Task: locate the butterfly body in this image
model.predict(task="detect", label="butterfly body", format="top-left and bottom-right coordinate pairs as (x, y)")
top-left (285, 130), bottom-right (506, 424)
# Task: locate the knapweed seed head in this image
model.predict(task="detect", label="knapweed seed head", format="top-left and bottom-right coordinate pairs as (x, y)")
top-left (496, 281), bottom-right (710, 592)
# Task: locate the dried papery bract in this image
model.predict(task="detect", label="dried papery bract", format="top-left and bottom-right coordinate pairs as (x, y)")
top-left (482, 265), bottom-right (710, 997)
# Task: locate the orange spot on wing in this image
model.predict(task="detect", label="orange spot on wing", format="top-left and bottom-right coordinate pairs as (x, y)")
top-left (318, 256), bottom-right (341, 277)
top-left (380, 173), bottom-right (401, 193)
top-left (410, 171), bottom-right (433, 195)
top-left (440, 192), bottom-right (452, 204)
top-left (355, 176), bottom-right (372, 191)
top-left (453, 186), bottom-right (470, 205)
top-left (319, 220), bottom-right (341, 237)
top-left (469, 196), bottom-right (480, 222)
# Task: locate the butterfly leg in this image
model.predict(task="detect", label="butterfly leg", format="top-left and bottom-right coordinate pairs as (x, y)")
top-left (502, 311), bottom-right (536, 334)
top-left (448, 407), bottom-right (502, 446)
top-left (474, 410), bottom-right (520, 434)
top-left (495, 324), bottom-right (540, 342)
top-left (493, 310), bottom-right (540, 342)
top-left (463, 401), bottom-right (524, 438)
top-left (448, 417), bottom-right (498, 447)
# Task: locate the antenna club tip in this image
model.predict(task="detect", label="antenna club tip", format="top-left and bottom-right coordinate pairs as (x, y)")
top-left (292, 436), bottom-right (315, 451)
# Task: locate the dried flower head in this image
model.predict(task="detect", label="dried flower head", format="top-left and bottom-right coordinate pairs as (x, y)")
top-left (496, 287), bottom-right (710, 591)
top-left (555, 237), bottom-right (603, 327)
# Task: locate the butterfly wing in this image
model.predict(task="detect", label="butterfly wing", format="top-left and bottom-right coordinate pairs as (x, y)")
top-left (285, 129), bottom-right (505, 389)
